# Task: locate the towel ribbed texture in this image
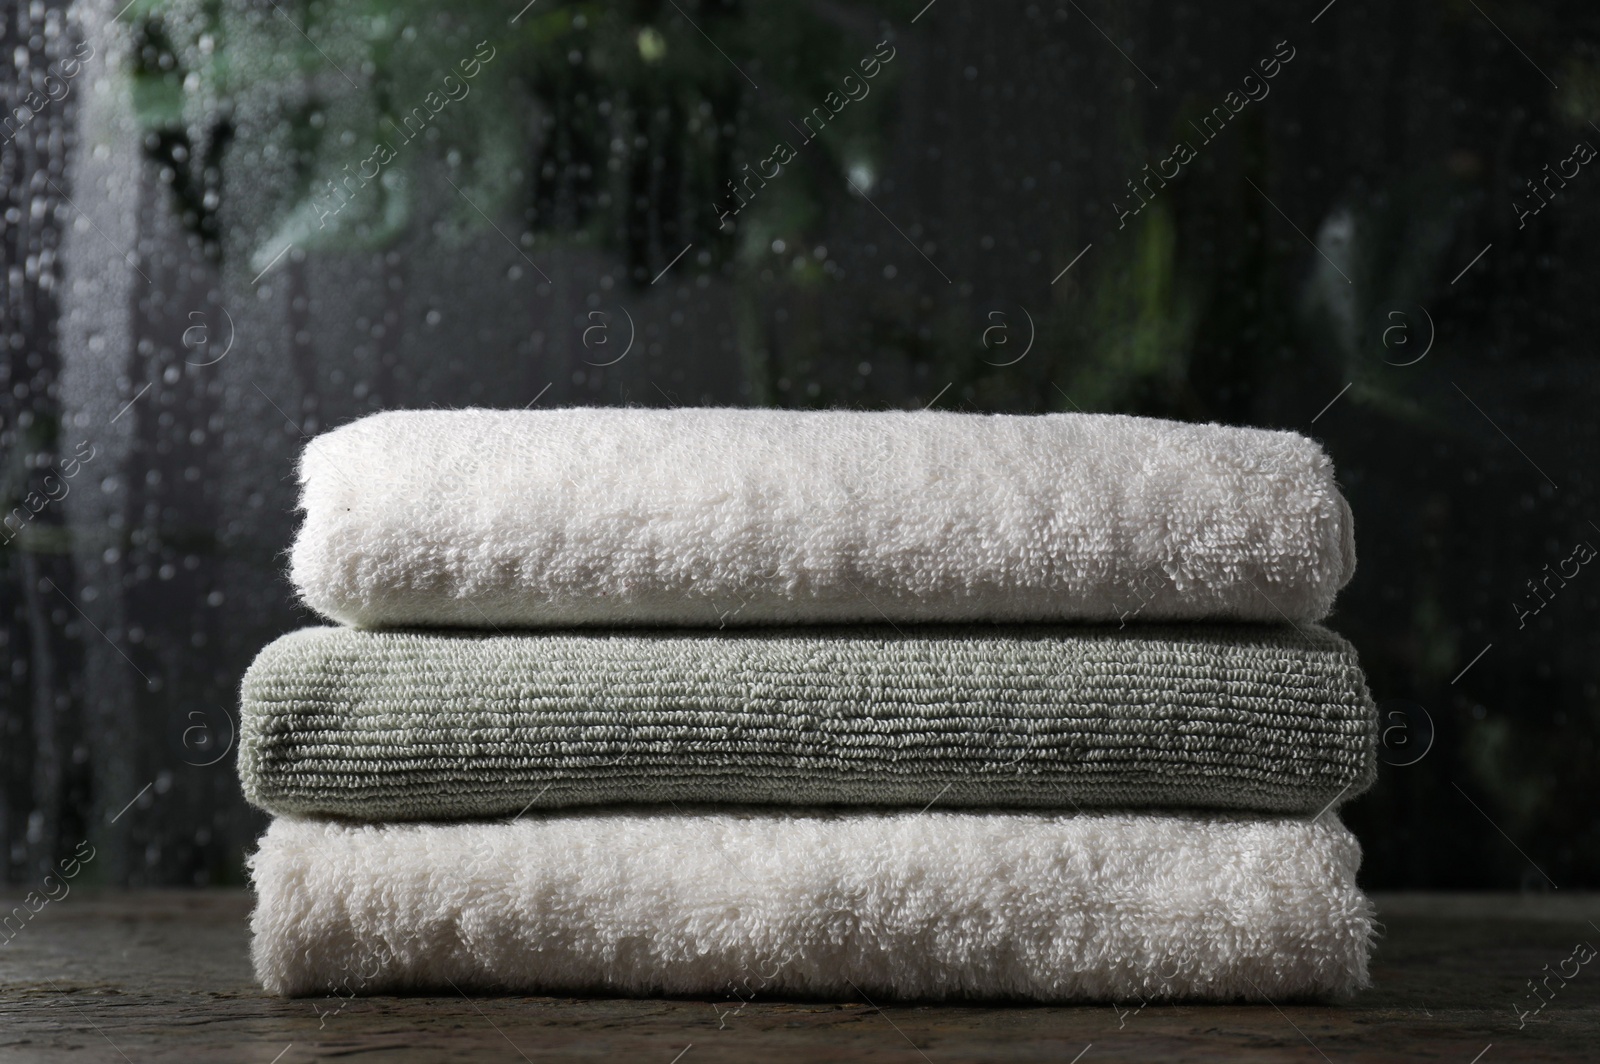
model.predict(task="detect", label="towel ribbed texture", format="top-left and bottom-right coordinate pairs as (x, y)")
top-left (246, 406), bottom-right (1376, 1004)
top-left (290, 408), bottom-right (1356, 628)
top-left (249, 809), bottom-right (1375, 1000)
top-left (240, 624), bottom-right (1377, 820)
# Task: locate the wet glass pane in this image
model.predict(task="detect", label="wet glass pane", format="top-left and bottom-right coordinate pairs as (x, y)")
top-left (2, 0), bottom-right (1597, 890)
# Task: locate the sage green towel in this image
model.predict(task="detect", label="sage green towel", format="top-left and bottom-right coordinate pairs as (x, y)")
top-left (238, 625), bottom-right (1376, 820)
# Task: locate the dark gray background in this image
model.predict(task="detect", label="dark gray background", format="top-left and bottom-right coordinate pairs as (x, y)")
top-left (2, 0), bottom-right (1595, 889)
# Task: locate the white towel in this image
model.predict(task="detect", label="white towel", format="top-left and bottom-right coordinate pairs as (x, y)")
top-left (289, 408), bottom-right (1355, 627)
top-left (249, 809), bottom-right (1373, 1001)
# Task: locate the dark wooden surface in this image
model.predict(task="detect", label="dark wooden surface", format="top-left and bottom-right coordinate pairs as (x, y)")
top-left (0, 891), bottom-right (1596, 1062)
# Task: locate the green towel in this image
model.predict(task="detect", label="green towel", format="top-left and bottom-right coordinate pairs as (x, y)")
top-left (238, 625), bottom-right (1376, 820)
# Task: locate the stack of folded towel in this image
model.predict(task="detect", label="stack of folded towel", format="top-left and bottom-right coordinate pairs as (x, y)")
top-left (240, 408), bottom-right (1377, 1001)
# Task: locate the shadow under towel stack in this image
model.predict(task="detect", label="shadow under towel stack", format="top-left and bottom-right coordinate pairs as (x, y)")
top-left (240, 408), bottom-right (1378, 1002)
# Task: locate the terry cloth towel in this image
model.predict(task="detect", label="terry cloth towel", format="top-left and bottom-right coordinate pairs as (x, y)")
top-left (238, 623), bottom-right (1377, 820)
top-left (289, 408), bottom-right (1356, 628)
top-left (249, 809), bottom-right (1374, 1000)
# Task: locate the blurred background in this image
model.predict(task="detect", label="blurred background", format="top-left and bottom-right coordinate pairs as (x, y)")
top-left (1, 0), bottom-right (1595, 890)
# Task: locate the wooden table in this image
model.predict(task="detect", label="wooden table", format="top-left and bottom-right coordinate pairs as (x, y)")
top-left (0, 892), bottom-right (1594, 1061)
